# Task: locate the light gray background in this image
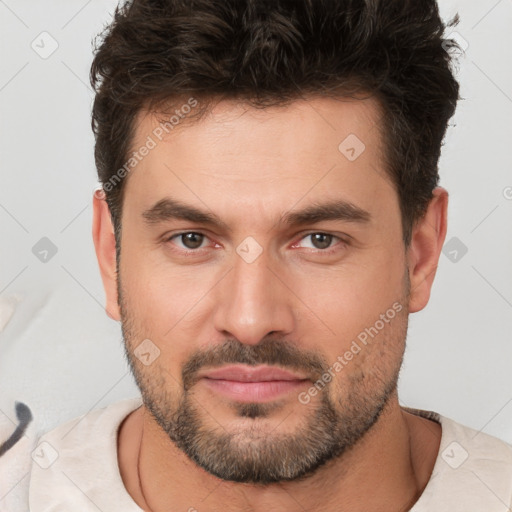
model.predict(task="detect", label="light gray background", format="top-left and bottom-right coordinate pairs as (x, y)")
top-left (1, 0), bottom-right (511, 441)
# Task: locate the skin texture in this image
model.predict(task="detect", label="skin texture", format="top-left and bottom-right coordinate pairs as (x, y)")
top-left (93, 95), bottom-right (446, 511)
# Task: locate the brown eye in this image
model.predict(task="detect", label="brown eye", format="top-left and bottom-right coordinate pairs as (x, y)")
top-left (173, 232), bottom-right (206, 250)
top-left (309, 233), bottom-right (333, 250)
top-left (293, 232), bottom-right (346, 254)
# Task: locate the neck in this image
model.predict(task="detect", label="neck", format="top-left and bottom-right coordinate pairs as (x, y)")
top-left (119, 394), bottom-right (441, 512)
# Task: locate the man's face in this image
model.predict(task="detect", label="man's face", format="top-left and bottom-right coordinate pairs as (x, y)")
top-left (117, 96), bottom-right (411, 483)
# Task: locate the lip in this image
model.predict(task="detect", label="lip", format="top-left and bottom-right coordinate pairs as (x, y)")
top-left (198, 364), bottom-right (310, 403)
top-left (198, 364), bottom-right (309, 382)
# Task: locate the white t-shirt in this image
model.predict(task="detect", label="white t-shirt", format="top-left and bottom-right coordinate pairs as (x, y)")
top-left (6, 397), bottom-right (512, 511)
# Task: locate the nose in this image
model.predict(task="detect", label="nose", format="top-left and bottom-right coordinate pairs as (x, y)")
top-left (212, 247), bottom-right (296, 345)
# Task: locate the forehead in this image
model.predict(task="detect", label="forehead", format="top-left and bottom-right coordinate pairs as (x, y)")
top-left (123, 96), bottom-right (397, 229)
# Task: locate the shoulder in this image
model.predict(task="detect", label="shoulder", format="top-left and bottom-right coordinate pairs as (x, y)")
top-left (406, 407), bottom-right (512, 511)
top-left (28, 397), bottom-right (143, 511)
top-left (33, 397), bottom-right (143, 453)
top-left (0, 397), bottom-right (142, 512)
top-left (434, 410), bottom-right (512, 470)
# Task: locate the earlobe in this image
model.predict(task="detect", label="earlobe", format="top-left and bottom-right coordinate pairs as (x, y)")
top-left (92, 188), bottom-right (121, 321)
top-left (407, 187), bottom-right (449, 313)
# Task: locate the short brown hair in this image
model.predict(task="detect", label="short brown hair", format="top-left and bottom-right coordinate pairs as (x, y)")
top-left (90, 0), bottom-right (461, 249)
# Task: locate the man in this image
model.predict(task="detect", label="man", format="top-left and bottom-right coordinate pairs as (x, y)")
top-left (4, 0), bottom-right (512, 510)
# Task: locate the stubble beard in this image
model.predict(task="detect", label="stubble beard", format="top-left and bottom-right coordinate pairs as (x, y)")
top-left (118, 273), bottom-right (410, 484)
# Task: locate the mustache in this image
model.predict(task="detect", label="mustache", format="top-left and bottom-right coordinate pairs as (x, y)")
top-left (181, 337), bottom-right (328, 390)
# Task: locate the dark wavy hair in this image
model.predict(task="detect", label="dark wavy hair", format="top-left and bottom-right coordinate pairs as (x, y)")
top-left (90, 0), bottom-right (461, 250)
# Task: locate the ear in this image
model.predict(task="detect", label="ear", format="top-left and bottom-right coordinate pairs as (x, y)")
top-left (407, 186), bottom-right (449, 313)
top-left (92, 189), bottom-right (121, 321)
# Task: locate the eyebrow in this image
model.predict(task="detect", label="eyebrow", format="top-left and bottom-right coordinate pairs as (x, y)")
top-left (142, 197), bottom-right (371, 230)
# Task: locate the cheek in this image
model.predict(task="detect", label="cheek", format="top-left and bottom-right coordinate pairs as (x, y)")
top-left (119, 242), bottom-right (208, 329)
top-left (119, 250), bottom-right (217, 373)
top-left (289, 251), bottom-right (406, 340)
top-left (290, 262), bottom-right (408, 380)
top-left (325, 306), bottom-right (408, 399)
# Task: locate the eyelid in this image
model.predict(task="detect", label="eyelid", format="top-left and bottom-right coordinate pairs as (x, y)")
top-left (165, 231), bottom-right (215, 251)
top-left (164, 230), bottom-right (348, 256)
top-left (291, 232), bottom-right (348, 251)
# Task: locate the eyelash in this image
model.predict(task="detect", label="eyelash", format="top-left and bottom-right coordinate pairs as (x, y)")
top-left (164, 231), bottom-right (348, 256)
